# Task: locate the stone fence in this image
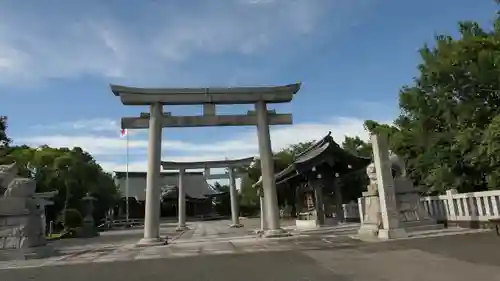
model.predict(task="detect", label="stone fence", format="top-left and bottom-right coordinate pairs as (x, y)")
top-left (345, 189), bottom-right (500, 228)
top-left (342, 203), bottom-right (361, 222)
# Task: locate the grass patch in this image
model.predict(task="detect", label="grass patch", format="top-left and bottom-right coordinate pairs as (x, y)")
top-left (46, 233), bottom-right (63, 240)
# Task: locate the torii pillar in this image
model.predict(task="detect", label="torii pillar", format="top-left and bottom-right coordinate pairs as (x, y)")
top-left (227, 167), bottom-right (242, 227)
top-left (143, 102), bottom-right (163, 243)
top-left (176, 168), bottom-right (188, 231)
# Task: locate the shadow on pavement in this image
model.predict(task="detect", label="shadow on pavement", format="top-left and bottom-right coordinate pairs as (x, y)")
top-left (353, 231), bottom-right (500, 267)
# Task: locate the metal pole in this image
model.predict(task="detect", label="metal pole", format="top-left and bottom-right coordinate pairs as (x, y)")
top-left (125, 130), bottom-right (130, 224)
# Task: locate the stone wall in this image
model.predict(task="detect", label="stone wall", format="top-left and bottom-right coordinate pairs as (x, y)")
top-left (0, 214), bottom-right (29, 249)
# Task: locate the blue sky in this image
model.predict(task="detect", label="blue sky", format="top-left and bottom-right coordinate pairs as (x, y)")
top-left (1, 0), bottom-right (497, 174)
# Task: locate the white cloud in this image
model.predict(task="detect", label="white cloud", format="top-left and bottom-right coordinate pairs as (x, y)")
top-left (32, 118), bottom-right (120, 132)
top-left (0, 0), bottom-right (373, 86)
top-left (16, 116), bottom-right (391, 173)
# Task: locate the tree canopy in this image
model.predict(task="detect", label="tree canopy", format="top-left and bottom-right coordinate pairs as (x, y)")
top-left (0, 121), bottom-right (119, 226)
top-left (359, 5), bottom-right (500, 195)
top-left (239, 141), bottom-right (315, 212)
top-left (240, 3), bottom-right (500, 203)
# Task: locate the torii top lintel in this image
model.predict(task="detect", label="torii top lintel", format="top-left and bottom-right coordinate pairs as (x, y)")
top-left (110, 83), bottom-right (301, 105)
top-left (161, 157), bottom-right (255, 170)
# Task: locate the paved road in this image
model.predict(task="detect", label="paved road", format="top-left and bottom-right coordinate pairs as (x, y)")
top-left (4, 231), bottom-right (500, 281)
top-left (2, 220), bottom-right (500, 281)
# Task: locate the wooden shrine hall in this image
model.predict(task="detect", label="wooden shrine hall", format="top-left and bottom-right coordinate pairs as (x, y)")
top-left (256, 132), bottom-right (371, 227)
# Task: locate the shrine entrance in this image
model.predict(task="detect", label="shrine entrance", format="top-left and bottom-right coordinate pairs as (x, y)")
top-left (110, 83), bottom-right (300, 244)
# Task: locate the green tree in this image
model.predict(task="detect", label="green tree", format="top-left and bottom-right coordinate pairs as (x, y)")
top-left (4, 145), bottom-right (119, 225)
top-left (338, 136), bottom-right (372, 203)
top-left (362, 3), bottom-right (500, 194)
top-left (341, 136), bottom-right (372, 158)
top-left (212, 182), bottom-right (231, 215)
top-left (239, 141), bottom-right (315, 211)
top-left (0, 116), bottom-right (10, 147)
top-left (0, 116), bottom-right (12, 162)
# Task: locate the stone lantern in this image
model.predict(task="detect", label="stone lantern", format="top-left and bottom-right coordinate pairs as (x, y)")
top-left (81, 192), bottom-right (99, 237)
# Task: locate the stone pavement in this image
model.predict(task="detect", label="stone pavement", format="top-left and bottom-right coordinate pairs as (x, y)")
top-left (0, 220), bottom-right (361, 269)
top-left (2, 219), bottom-right (500, 281)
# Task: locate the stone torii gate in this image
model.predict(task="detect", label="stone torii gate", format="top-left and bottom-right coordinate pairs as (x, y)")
top-left (111, 83), bottom-right (300, 244)
top-left (162, 157), bottom-right (254, 229)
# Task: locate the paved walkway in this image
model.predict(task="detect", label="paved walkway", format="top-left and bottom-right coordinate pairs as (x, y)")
top-left (0, 220), bottom-right (361, 269)
top-left (1, 219), bottom-right (499, 281)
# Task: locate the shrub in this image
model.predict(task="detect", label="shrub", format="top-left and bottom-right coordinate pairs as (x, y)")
top-left (57, 208), bottom-right (83, 229)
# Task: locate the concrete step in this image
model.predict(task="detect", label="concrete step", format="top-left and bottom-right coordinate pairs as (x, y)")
top-left (402, 220), bottom-right (440, 227)
top-left (406, 223), bottom-right (444, 232)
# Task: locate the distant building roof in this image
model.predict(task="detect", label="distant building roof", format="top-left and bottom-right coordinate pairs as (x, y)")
top-left (113, 171), bottom-right (216, 200)
top-left (113, 171), bottom-right (203, 178)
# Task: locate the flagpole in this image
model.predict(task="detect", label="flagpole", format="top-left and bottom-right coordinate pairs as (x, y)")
top-left (125, 130), bottom-right (130, 225)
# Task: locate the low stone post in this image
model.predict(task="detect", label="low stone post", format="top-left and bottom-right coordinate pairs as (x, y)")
top-left (446, 189), bottom-right (458, 222)
top-left (177, 168), bottom-right (188, 231)
top-left (357, 197), bottom-right (364, 223)
top-left (260, 194), bottom-right (267, 231)
top-left (228, 168), bottom-right (243, 228)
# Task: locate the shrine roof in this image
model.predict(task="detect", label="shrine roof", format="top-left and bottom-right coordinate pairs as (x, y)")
top-left (114, 171), bottom-right (215, 200)
top-left (253, 132), bottom-right (371, 187)
top-left (160, 186), bottom-right (225, 200)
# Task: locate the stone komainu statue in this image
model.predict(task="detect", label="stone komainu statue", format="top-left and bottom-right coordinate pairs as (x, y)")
top-left (365, 151), bottom-right (409, 194)
top-left (0, 162), bottom-right (17, 195)
top-left (380, 152), bottom-right (433, 222)
top-left (365, 163), bottom-right (378, 194)
top-left (0, 162), bottom-right (46, 250)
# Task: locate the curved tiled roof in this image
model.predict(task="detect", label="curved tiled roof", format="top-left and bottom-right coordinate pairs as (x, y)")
top-left (113, 172), bottom-right (218, 200)
top-left (253, 132), bottom-right (371, 187)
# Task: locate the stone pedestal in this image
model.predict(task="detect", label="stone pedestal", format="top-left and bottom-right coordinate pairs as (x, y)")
top-left (262, 228), bottom-right (291, 238)
top-left (395, 178), bottom-right (442, 232)
top-left (357, 191), bottom-right (382, 239)
top-left (176, 226), bottom-right (189, 232)
top-left (295, 211), bottom-right (319, 230)
top-left (136, 238), bottom-right (166, 247)
top-left (378, 228), bottom-right (409, 239)
top-left (0, 163), bottom-right (57, 260)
